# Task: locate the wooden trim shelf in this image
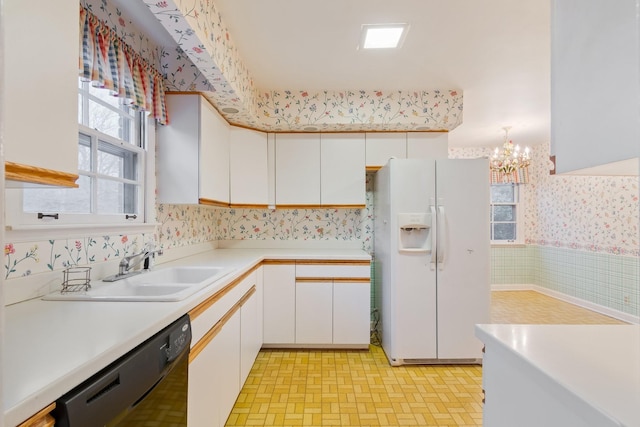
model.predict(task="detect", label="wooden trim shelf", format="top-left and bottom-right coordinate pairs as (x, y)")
top-left (229, 203), bottom-right (270, 209)
top-left (261, 259), bottom-right (298, 265)
top-left (17, 403), bottom-right (56, 427)
top-left (295, 260), bottom-right (370, 266)
top-left (296, 277), bottom-right (369, 283)
top-left (366, 166), bottom-right (382, 172)
top-left (198, 198), bottom-right (230, 208)
top-left (275, 204), bottom-right (366, 209)
top-left (5, 162), bottom-right (79, 188)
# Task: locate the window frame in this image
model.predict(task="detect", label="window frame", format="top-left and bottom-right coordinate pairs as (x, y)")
top-left (5, 80), bottom-right (157, 236)
top-left (490, 183), bottom-right (525, 245)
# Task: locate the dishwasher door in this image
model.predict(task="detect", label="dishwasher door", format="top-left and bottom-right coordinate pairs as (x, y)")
top-left (54, 314), bottom-right (191, 427)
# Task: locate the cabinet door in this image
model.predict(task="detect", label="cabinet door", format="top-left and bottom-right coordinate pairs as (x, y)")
top-left (188, 337), bottom-right (221, 427)
top-left (157, 95), bottom-right (201, 204)
top-left (365, 133), bottom-right (407, 168)
top-left (333, 281), bottom-right (371, 346)
top-left (295, 281), bottom-right (333, 344)
top-left (551, 0), bottom-right (640, 175)
top-left (230, 128), bottom-right (269, 206)
top-left (263, 264), bottom-right (296, 344)
top-left (4, 0), bottom-right (78, 186)
top-left (407, 133), bottom-right (449, 159)
top-left (275, 134), bottom-right (321, 206)
top-left (200, 99), bottom-right (230, 204)
top-left (216, 310), bottom-right (241, 426)
top-left (240, 288), bottom-right (261, 386)
top-left (321, 134), bottom-right (366, 206)
top-left (189, 310), bottom-right (241, 427)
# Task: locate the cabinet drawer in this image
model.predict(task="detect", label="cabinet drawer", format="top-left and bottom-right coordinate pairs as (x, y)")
top-left (190, 271), bottom-right (256, 346)
top-left (295, 263), bottom-right (370, 279)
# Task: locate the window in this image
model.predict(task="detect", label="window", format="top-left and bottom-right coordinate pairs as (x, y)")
top-left (9, 79), bottom-right (148, 226)
top-left (490, 184), bottom-right (523, 244)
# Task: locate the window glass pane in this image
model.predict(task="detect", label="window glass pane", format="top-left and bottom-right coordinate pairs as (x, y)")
top-left (492, 223), bottom-right (516, 241)
top-left (88, 99), bottom-right (124, 140)
top-left (23, 175), bottom-right (92, 214)
top-left (98, 141), bottom-right (138, 180)
top-left (79, 134), bottom-right (92, 172)
top-left (89, 84), bottom-right (123, 110)
top-left (491, 185), bottom-right (515, 203)
top-left (78, 93), bottom-right (83, 124)
top-left (493, 205), bottom-right (516, 221)
top-left (96, 180), bottom-right (138, 214)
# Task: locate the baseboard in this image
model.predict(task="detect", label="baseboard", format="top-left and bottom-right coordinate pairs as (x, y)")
top-left (491, 283), bottom-right (640, 324)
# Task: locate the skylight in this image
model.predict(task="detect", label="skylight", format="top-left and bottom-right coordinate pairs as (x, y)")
top-left (360, 24), bottom-right (409, 49)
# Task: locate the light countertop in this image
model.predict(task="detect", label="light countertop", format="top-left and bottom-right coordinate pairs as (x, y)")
top-left (3, 247), bottom-right (369, 427)
top-left (476, 324), bottom-right (640, 427)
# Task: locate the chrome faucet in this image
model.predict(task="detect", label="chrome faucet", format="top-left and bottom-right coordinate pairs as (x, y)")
top-left (104, 245), bottom-right (164, 282)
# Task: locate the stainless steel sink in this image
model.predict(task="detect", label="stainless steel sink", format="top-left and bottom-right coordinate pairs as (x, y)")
top-left (43, 266), bottom-right (235, 302)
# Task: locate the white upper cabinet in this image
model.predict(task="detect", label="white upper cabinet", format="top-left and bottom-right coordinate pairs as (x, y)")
top-left (157, 94), bottom-right (230, 206)
top-left (4, 0), bottom-right (79, 187)
top-left (200, 100), bottom-right (230, 204)
top-left (320, 134), bottom-right (366, 206)
top-left (230, 127), bottom-right (269, 207)
top-left (365, 133), bottom-right (407, 169)
top-left (551, 0), bottom-right (640, 175)
top-left (275, 133), bottom-right (321, 206)
top-left (407, 133), bottom-right (449, 159)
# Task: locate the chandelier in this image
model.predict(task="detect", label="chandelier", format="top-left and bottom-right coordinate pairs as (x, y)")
top-left (490, 126), bottom-right (531, 174)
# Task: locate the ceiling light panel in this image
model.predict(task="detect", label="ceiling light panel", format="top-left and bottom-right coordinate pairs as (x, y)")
top-left (360, 24), bottom-right (409, 49)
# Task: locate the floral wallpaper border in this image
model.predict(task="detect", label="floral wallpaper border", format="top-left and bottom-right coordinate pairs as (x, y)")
top-left (141, 0), bottom-right (463, 133)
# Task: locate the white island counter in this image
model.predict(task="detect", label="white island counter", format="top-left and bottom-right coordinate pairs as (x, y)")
top-left (476, 324), bottom-right (640, 427)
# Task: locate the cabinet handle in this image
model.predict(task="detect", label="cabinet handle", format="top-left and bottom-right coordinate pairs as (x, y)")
top-left (37, 213), bottom-right (59, 220)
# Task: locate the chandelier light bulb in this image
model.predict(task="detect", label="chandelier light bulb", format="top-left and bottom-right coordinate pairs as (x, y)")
top-left (489, 127), bottom-right (531, 176)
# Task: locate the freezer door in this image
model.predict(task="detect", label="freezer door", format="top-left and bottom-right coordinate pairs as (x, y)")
top-left (435, 159), bottom-right (490, 360)
top-left (387, 159), bottom-right (438, 360)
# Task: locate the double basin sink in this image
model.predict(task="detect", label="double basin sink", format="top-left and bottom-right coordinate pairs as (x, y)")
top-left (43, 266), bottom-right (235, 302)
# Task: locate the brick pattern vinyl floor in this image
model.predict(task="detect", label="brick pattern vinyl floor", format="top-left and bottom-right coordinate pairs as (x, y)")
top-left (225, 291), bottom-right (628, 427)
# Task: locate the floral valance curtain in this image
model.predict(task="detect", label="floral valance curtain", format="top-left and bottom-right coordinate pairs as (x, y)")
top-left (490, 167), bottom-right (529, 185)
top-left (79, 7), bottom-right (168, 125)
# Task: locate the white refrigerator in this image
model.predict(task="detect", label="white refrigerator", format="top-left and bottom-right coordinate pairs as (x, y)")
top-left (374, 158), bottom-right (490, 365)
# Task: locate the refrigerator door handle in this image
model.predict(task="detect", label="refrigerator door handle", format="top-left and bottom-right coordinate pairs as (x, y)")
top-left (437, 205), bottom-right (445, 270)
top-left (430, 205), bottom-right (437, 270)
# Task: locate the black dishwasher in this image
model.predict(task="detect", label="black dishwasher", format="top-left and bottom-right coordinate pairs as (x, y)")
top-left (53, 314), bottom-right (191, 427)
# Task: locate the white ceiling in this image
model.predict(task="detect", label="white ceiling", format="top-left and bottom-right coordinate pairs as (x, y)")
top-left (118, 0), bottom-right (551, 149)
top-left (212, 0), bottom-right (551, 148)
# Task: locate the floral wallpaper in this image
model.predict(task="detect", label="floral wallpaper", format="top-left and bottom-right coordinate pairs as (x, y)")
top-left (157, 204), bottom-right (218, 249)
top-left (4, 234), bottom-right (150, 279)
top-left (81, 0), bottom-right (162, 70)
top-left (140, 0), bottom-right (463, 133)
top-left (527, 143), bottom-right (639, 256)
top-left (142, 0), bottom-right (254, 113)
top-left (214, 173), bottom-right (375, 254)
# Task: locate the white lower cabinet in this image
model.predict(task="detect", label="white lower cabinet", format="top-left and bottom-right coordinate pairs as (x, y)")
top-left (295, 280), bottom-right (333, 344)
top-left (333, 281), bottom-right (371, 345)
top-left (262, 264), bottom-right (296, 344)
top-left (263, 261), bottom-right (371, 348)
top-left (240, 284), bottom-right (262, 384)
top-left (188, 270), bottom-right (261, 427)
top-left (188, 309), bottom-right (240, 427)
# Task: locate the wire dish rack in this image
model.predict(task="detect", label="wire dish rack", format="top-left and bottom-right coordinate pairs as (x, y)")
top-left (61, 266), bottom-right (92, 293)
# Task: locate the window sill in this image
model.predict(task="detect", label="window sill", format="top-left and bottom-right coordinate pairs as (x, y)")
top-left (5, 222), bottom-right (159, 242)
